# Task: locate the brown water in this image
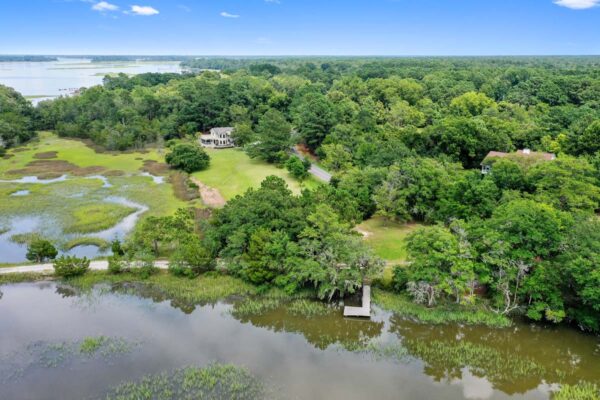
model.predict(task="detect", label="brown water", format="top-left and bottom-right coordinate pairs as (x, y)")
top-left (0, 281), bottom-right (598, 400)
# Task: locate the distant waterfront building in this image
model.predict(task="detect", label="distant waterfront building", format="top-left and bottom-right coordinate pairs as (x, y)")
top-left (481, 149), bottom-right (556, 174)
top-left (199, 127), bottom-right (235, 149)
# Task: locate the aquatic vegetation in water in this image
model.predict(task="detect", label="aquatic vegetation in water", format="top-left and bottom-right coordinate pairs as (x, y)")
top-left (231, 298), bottom-right (281, 318)
top-left (372, 289), bottom-right (511, 327)
top-left (104, 363), bottom-right (268, 400)
top-left (347, 341), bottom-right (410, 362)
top-left (553, 382), bottom-right (600, 400)
top-left (9, 232), bottom-right (43, 245)
top-left (404, 339), bottom-right (551, 385)
top-left (0, 336), bottom-right (140, 382)
top-left (0, 273), bottom-right (48, 285)
top-left (287, 299), bottom-right (331, 317)
top-left (67, 271), bottom-right (257, 311)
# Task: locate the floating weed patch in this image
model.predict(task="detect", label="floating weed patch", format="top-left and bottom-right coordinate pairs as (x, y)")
top-left (104, 363), bottom-right (268, 400)
top-left (344, 341), bottom-right (410, 363)
top-left (553, 382), bottom-right (600, 400)
top-left (405, 339), bottom-right (550, 383)
top-left (373, 289), bottom-right (511, 328)
top-left (79, 336), bottom-right (136, 357)
top-left (287, 299), bottom-right (331, 317)
top-left (0, 336), bottom-right (140, 382)
top-left (231, 298), bottom-right (281, 318)
top-left (9, 232), bottom-right (43, 245)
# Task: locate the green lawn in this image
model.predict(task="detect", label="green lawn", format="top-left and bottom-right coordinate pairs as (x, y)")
top-left (357, 216), bottom-right (420, 264)
top-left (192, 148), bottom-right (320, 200)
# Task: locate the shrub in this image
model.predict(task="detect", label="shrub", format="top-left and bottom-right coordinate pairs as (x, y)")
top-left (107, 256), bottom-right (128, 274)
top-left (169, 240), bottom-right (214, 278)
top-left (285, 156), bottom-right (310, 180)
top-left (53, 256), bottom-right (90, 278)
top-left (392, 266), bottom-right (409, 292)
top-left (130, 252), bottom-right (158, 279)
top-left (111, 239), bottom-right (125, 256)
top-left (26, 239), bottom-right (58, 263)
top-left (165, 143), bottom-right (210, 173)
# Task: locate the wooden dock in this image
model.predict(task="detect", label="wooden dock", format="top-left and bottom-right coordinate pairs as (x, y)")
top-left (343, 285), bottom-right (371, 318)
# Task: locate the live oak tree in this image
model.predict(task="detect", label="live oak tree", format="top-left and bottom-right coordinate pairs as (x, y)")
top-left (165, 143), bottom-right (210, 173)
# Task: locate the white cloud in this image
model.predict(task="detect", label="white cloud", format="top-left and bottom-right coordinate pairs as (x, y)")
top-left (92, 1), bottom-right (119, 12)
top-left (220, 11), bottom-right (240, 18)
top-left (130, 5), bottom-right (160, 15)
top-left (265, 0), bottom-right (281, 4)
top-left (554, 0), bottom-right (600, 9)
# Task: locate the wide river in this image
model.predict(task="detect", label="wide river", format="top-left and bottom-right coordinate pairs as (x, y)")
top-left (0, 57), bottom-right (182, 103)
top-left (0, 281), bottom-right (598, 399)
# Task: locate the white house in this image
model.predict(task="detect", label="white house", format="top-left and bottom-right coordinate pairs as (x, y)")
top-left (199, 127), bottom-right (235, 149)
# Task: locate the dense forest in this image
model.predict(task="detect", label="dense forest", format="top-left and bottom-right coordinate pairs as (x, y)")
top-left (2, 57), bottom-right (600, 331)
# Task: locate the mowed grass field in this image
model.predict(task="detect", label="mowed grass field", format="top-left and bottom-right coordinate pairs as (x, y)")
top-left (356, 217), bottom-right (421, 285)
top-left (192, 148), bottom-right (321, 200)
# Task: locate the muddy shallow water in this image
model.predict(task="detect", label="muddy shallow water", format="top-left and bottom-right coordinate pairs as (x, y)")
top-left (0, 282), bottom-right (598, 400)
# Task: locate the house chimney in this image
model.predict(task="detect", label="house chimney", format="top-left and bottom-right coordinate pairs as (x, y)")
top-left (523, 149), bottom-right (531, 155)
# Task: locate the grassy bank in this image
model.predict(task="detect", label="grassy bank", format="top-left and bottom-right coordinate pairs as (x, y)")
top-left (66, 271), bottom-right (259, 305)
top-left (192, 148), bottom-right (320, 200)
top-left (373, 288), bottom-right (511, 328)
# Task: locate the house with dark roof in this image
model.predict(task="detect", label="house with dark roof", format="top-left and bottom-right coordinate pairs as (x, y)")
top-left (481, 149), bottom-right (556, 174)
top-left (199, 127), bottom-right (235, 149)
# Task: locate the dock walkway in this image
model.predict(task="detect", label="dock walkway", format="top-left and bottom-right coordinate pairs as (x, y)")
top-left (343, 285), bottom-right (371, 318)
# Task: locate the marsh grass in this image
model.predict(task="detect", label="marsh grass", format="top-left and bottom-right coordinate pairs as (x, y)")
top-left (287, 299), bottom-right (331, 317)
top-left (0, 273), bottom-right (48, 285)
top-left (553, 382), bottom-right (600, 400)
top-left (105, 363), bottom-right (267, 400)
top-left (405, 339), bottom-right (550, 382)
top-left (348, 341), bottom-right (410, 362)
top-left (67, 271), bottom-right (258, 306)
top-left (9, 232), bottom-right (43, 245)
top-left (0, 336), bottom-right (139, 382)
top-left (64, 237), bottom-right (110, 251)
top-left (373, 289), bottom-right (511, 327)
top-left (231, 298), bottom-right (281, 318)
top-left (66, 203), bottom-right (137, 234)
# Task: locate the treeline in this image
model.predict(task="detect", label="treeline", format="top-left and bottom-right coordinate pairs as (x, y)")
top-left (89, 55), bottom-right (192, 62)
top-left (0, 55), bottom-right (57, 62)
top-left (0, 85), bottom-right (37, 155)
top-left (2, 57), bottom-right (599, 330)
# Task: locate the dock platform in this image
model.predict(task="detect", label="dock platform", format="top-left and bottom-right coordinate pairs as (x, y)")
top-left (343, 285), bottom-right (371, 318)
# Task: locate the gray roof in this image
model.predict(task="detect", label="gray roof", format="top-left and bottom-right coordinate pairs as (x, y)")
top-left (210, 127), bottom-right (234, 135)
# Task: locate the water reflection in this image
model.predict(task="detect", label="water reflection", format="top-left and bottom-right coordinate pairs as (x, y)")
top-left (390, 314), bottom-right (600, 394)
top-left (0, 281), bottom-right (598, 400)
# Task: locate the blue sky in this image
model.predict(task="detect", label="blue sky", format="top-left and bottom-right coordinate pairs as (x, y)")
top-left (0, 0), bottom-right (599, 55)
